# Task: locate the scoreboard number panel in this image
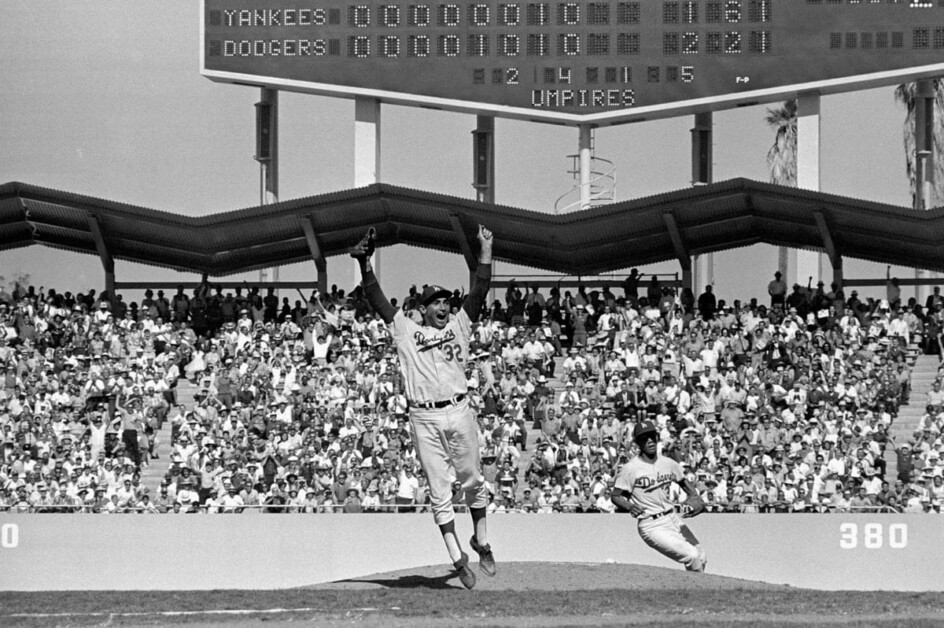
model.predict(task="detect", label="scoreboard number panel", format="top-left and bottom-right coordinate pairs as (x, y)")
top-left (201, 0), bottom-right (944, 124)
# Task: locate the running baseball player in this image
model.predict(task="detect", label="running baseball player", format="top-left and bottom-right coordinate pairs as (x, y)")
top-left (611, 420), bottom-right (707, 572)
top-left (350, 225), bottom-right (496, 590)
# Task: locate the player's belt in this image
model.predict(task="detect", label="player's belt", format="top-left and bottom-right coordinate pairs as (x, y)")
top-left (640, 509), bottom-right (674, 521)
top-left (410, 393), bottom-right (467, 409)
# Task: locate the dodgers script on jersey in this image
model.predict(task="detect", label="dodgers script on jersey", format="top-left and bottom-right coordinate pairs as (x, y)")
top-left (615, 455), bottom-right (684, 517)
top-left (391, 308), bottom-right (471, 403)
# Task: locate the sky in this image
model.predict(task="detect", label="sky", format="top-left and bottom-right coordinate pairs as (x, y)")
top-left (0, 0), bottom-right (927, 306)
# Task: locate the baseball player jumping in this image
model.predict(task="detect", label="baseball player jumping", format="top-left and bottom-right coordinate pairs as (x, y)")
top-left (611, 420), bottom-right (707, 572)
top-left (350, 224), bottom-right (496, 590)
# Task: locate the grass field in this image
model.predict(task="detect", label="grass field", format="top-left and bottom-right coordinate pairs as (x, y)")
top-left (3, 563), bottom-right (943, 627)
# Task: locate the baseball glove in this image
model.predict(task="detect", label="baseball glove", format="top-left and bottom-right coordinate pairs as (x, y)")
top-left (681, 494), bottom-right (706, 518)
top-left (349, 228), bottom-right (376, 260)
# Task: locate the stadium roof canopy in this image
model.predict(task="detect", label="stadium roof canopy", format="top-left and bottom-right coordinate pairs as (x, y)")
top-left (1, 179), bottom-right (942, 277)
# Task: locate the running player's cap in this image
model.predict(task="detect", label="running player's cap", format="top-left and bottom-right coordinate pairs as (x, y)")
top-left (633, 420), bottom-right (658, 439)
top-left (420, 285), bottom-right (452, 306)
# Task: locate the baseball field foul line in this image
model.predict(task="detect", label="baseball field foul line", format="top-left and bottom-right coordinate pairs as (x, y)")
top-left (5, 607), bottom-right (394, 619)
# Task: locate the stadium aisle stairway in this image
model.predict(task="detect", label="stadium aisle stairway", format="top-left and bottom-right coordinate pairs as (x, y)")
top-left (884, 354), bottom-right (940, 481)
top-left (139, 380), bottom-right (197, 494)
top-left (512, 356), bottom-right (566, 497)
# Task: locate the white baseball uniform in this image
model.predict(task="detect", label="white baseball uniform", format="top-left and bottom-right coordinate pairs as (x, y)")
top-left (390, 308), bottom-right (487, 525)
top-left (615, 454), bottom-right (706, 571)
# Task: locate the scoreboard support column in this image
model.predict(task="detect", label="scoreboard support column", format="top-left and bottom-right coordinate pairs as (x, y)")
top-left (691, 112), bottom-right (713, 296)
top-left (473, 115), bottom-right (495, 204)
top-left (255, 88), bottom-right (279, 289)
top-left (914, 79), bottom-right (936, 303)
top-left (690, 112), bottom-right (713, 186)
top-left (355, 97), bottom-right (382, 278)
top-left (355, 97), bottom-right (382, 187)
top-left (472, 115), bottom-right (496, 293)
top-left (914, 80), bottom-right (936, 211)
top-left (793, 93), bottom-right (823, 290)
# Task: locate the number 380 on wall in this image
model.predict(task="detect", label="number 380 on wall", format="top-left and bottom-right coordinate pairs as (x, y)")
top-left (839, 523), bottom-right (907, 549)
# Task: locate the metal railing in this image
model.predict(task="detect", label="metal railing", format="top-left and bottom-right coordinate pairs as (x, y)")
top-left (0, 503), bottom-right (457, 514)
top-left (0, 503), bottom-right (913, 514)
top-left (490, 272), bottom-right (681, 291)
top-left (554, 154), bottom-right (616, 214)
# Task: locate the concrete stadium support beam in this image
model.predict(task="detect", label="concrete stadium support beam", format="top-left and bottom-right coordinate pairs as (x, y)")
top-left (662, 211), bottom-right (692, 293)
top-left (812, 210), bottom-right (842, 290)
top-left (86, 214), bottom-right (115, 301)
top-left (450, 213), bottom-right (477, 289)
top-left (794, 93), bottom-right (822, 287)
top-left (300, 215), bottom-right (328, 294)
top-left (449, 214), bottom-right (476, 269)
top-left (914, 79), bottom-right (936, 303)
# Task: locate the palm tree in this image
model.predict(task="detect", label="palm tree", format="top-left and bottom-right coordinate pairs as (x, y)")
top-left (765, 99), bottom-right (797, 188)
top-left (894, 80), bottom-right (944, 210)
top-left (896, 80), bottom-right (944, 302)
top-left (765, 99), bottom-right (797, 276)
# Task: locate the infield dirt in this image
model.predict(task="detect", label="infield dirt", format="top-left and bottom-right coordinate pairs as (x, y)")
top-left (314, 561), bottom-right (782, 591)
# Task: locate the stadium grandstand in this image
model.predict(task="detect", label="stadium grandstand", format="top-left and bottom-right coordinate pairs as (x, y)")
top-left (2, 178), bottom-right (944, 515)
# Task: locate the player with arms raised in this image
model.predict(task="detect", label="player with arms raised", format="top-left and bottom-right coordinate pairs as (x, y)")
top-left (350, 225), bottom-right (496, 589)
top-left (611, 420), bottom-right (707, 572)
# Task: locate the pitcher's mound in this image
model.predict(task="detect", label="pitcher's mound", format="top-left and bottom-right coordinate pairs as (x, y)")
top-left (314, 561), bottom-right (788, 591)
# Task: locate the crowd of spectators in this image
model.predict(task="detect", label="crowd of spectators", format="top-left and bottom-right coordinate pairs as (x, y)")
top-left (2, 268), bottom-right (944, 515)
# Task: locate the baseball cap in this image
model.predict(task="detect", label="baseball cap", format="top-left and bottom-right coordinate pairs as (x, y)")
top-left (633, 420), bottom-right (658, 439)
top-left (420, 285), bottom-right (451, 306)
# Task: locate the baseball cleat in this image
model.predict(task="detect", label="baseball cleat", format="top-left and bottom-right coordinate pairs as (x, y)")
top-left (454, 552), bottom-right (477, 589)
top-left (469, 535), bottom-right (496, 577)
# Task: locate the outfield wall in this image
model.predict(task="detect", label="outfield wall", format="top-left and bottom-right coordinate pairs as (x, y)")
top-left (1, 513), bottom-right (941, 591)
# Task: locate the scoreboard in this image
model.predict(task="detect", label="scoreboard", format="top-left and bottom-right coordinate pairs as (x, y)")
top-left (201, 0), bottom-right (944, 124)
